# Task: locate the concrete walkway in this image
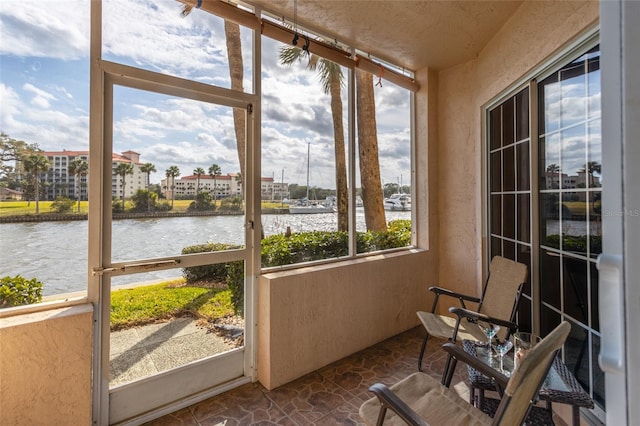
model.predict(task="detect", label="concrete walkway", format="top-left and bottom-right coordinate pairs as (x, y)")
top-left (109, 317), bottom-right (233, 387)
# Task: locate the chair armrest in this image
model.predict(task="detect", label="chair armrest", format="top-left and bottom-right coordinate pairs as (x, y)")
top-left (368, 383), bottom-right (430, 426)
top-left (442, 343), bottom-right (510, 389)
top-left (448, 307), bottom-right (519, 334)
top-left (429, 286), bottom-right (481, 304)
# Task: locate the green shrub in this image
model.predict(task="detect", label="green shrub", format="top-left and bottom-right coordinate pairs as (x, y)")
top-left (156, 201), bottom-right (172, 211)
top-left (226, 260), bottom-right (244, 316)
top-left (260, 220), bottom-right (411, 267)
top-left (130, 189), bottom-right (158, 212)
top-left (112, 199), bottom-right (125, 213)
top-left (0, 275), bottom-right (43, 308)
top-left (219, 196), bottom-right (243, 211)
top-left (546, 234), bottom-right (602, 253)
top-left (365, 219), bottom-right (412, 251)
top-left (51, 196), bottom-right (75, 213)
top-left (182, 243), bottom-right (244, 316)
top-left (261, 231), bottom-right (349, 266)
top-left (182, 243), bottom-right (241, 282)
top-left (180, 220), bottom-right (412, 317)
top-left (188, 192), bottom-right (215, 211)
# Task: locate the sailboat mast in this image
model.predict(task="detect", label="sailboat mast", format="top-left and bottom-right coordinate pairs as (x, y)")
top-left (306, 142), bottom-right (310, 200)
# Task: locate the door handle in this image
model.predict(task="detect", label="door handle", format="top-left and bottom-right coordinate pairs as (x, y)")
top-left (596, 253), bottom-right (625, 373)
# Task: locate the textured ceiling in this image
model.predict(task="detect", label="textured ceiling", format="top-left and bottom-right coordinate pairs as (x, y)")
top-left (246, 0), bottom-right (523, 71)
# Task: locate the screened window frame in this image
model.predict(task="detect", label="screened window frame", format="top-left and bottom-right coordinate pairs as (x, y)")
top-left (255, 12), bottom-right (418, 272)
top-left (0, 0), bottom-right (418, 314)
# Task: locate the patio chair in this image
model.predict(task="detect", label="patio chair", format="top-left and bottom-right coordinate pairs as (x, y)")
top-left (359, 321), bottom-right (571, 426)
top-left (416, 256), bottom-right (527, 371)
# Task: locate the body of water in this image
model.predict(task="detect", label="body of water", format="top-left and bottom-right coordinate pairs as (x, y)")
top-left (0, 211), bottom-right (410, 295)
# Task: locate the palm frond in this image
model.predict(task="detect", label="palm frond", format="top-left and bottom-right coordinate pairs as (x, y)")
top-left (278, 35), bottom-right (344, 95)
top-left (317, 60), bottom-right (344, 95)
top-left (279, 46), bottom-right (305, 67)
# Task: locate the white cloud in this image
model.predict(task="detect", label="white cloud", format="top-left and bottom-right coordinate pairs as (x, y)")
top-left (0, 83), bottom-right (21, 119)
top-left (23, 83), bottom-right (56, 108)
top-left (0, 0), bottom-right (413, 191)
top-left (102, 0), bottom-right (232, 85)
top-left (53, 85), bottom-right (74, 100)
top-left (0, 83), bottom-right (88, 149)
top-left (0, 0), bottom-right (89, 59)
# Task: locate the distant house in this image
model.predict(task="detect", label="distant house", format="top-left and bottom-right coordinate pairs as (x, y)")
top-left (0, 187), bottom-right (23, 200)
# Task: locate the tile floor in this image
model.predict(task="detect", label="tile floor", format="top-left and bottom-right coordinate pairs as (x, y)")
top-left (144, 326), bottom-right (469, 425)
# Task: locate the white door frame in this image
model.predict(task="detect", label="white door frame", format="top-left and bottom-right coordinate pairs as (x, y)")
top-left (598, 1), bottom-right (640, 425)
top-left (88, 3), bottom-right (260, 423)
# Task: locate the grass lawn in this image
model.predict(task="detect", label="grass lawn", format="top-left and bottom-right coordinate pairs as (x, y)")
top-left (563, 201), bottom-right (600, 216)
top-left (110, 279), bottom-right (235, 331)
top-left (0, 200), bottom-right (88, 216)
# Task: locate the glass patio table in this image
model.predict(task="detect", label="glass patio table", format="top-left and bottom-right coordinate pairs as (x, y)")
top-left (461, 339), bottom-right (594, 426)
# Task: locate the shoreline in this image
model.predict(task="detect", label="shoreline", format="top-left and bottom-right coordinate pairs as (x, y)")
top-left (0, 208), bottom-right (290, 223)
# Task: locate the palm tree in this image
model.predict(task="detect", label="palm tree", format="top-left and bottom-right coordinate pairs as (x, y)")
top-left (165, 165), bottom-right (180, 209)
top-left (208, 164), bottom-right (222, 203)
top-left (581, 161), bottom-right (602, 216)
top-left (356, 69), bottom-right (387, 232)
top-left (140, 162), bottom-right (156, 211)
top-left (114, 162), bottom-right (134, 204)
top-left (181, 10), bottom-right (245, 206)
top-left (68, 158), bottom-right (88, 213)
top-left (582, 161), bottom-right (601, 188)
top-left (22, 153), bottom-right (50, 214)
top-left (546, 163), bottom-right (561, 173)
top-left (193, 167), bottom-right (205, 195)
top-left (224, 20), bottom-right (246, 180)
top-left (235, 172), bottom-right (243, 200)
top-left (200, 14), bottom-right (247, 188)
top-left (279, 44), bottom-right (348, 231)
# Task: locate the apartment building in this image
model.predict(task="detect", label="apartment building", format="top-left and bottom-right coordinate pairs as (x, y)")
top-left (161, 174), bottom-right (289, 200)
top-left (26, 150), bottom-right (148, 201)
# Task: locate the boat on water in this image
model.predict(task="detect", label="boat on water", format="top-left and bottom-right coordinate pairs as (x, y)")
top-left (384, 193), bottom-right (411, 211)
top-left (288, 198), bottom-right (335, 214)
top-left (288, 143), bottom-right (336, 214)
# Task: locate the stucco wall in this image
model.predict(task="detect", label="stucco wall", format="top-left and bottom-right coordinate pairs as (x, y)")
top-left (436, 0), bottom-right (599, 303)
top-left (0, 304), bottom-right (93, 424)
top-left (257, 66), bottom-right (439, 390)
top-left (257, 250), bottom-right (435, 389)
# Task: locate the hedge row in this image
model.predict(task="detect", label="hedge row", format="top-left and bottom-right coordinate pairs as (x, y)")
top-left (181, 220), bottom-right (412, 317)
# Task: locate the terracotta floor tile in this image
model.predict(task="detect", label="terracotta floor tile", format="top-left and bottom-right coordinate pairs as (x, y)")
top-left (143, 407), bottom-right (199, 426)
top-left (146, 327), bottom-right (470, 426)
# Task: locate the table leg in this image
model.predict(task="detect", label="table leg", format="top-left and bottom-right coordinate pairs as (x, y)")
top-left (572, 405), bottom-right (580, 426)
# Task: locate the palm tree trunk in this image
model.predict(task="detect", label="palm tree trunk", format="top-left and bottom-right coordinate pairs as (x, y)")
top-left (171, 177), bottom-right (175, 209)
top-left (225, 20), bottom-right (246, 180)
top-left (76, 177), bottom-right (80, 213)
top-left (329, 77), bottom-right (348, 231)
top-left (147, 173), bottom-right (151, 212)
top-left (356, 69), bottom-right (386, 232)
top-left (35, 175), bottom-right (40, 215)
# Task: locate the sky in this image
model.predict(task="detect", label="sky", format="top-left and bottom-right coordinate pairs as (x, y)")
top-left (0, 0), bottom-right (412, 189)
